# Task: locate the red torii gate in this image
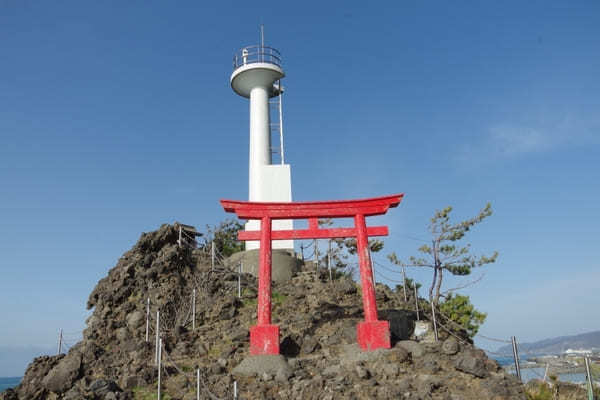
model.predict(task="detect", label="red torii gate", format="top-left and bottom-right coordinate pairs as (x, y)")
top-left (220, 193), bottom-right (404, 354)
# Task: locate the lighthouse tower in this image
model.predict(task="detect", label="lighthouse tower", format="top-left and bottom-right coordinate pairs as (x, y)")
top-left (231, 31), bottom-right (293, 251)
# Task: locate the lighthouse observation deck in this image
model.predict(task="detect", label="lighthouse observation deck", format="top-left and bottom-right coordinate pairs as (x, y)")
top-left (231, 45), bottom-right (285, 98)
top-left (232, 45), bottom-right (282, 70)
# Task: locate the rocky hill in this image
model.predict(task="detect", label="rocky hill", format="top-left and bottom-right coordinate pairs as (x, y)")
top-left (1, 224), bottom-right (528, 400)
top-left (497, 331), bottom-right (600, 356)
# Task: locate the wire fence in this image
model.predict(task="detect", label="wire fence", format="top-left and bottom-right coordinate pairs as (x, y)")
top-left (160, 341), bottom-right (228, 400)
top-left (52, 233), bottom-right (599, 397)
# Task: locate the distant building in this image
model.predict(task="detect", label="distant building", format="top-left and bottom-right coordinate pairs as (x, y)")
top-left (564, 348), bottom-right (593, 356)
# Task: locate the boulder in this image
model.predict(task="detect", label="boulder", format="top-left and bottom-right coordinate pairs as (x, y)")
top-left (41, 353), bottom-right (82, 393)
top-left (396, 340), bottom-right (424, 358)
top-left (379, 309), bottom-right (415, 342)
top-left (232, 355), bottom-right (293, 380)
top-left (89, 379), bottom-right (120, 396)
top-left (442, 337), bottom-right (460, 355)
top-left (454, 350), bottom-right (489, 378)
top-left (126, 310), bottom-right (145, 330)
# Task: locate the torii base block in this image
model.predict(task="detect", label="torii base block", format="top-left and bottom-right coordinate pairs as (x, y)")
top-left (357, 320), bottom-right (391, 351)
top-left (250, 324), bottom-right (280, 355)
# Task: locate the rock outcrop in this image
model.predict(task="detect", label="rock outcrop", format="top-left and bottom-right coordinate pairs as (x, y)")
top-left (2, 224), bottom-right (527, 399)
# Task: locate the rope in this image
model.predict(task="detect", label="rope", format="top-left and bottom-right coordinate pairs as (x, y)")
top-left (178, 229), bottom-right (198, 249)
top-left (303, 249), bottom-right (315, 260)
top-left (399, 234), bottom-right (429, 243)
top-left (161, 342), bottom-right (224, 400)
top-left (372, 260), bottom-right (405, 275)
top-left (528, 367), bottom-right (547, 380)
top-left (476, 333), bottom-right (512, 344)
top-left (374, 268), bottom-right (407, 284)
top-left (430, 305), bottom-right (469, 332)
top-left (62, 330), bottom-right (84, 336)
top-left (485, 348), bottom-right (512, 357)
top-left (300, 240), bottom-right (314, 249)
top-left (418, 305), bottom-right (475, 351)
top-left (429, 302), bottom-right (512, 345)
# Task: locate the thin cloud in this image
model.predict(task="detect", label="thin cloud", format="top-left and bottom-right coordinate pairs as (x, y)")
top-left (488, 125), bottom-right (550, 156)
top-left (456, 114), bottom-right (598, 163)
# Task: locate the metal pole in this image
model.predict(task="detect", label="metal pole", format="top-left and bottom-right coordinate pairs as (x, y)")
top-left (511, 336), bottom-right (522, 381)
top-left (260, 24), bottom-right (264, 62)
top-left (196, 368), bottom-right (200, 400)
top-left (157, 338), bottom-right (162, 400)
top-left (145, 298), bottom-right (150, 342)
top-left (430, 300), bottom-right (439, 341)
top-left (57, 329), bottom-right (63, 355)
top-left (238, 262), bottom-right (242, 298)
top-left (414, 285), bottom-right (420, 321)
top-left (402, 266), bottom-right (408, 303)
top-left (279, 84), bottom-right (285, 165)
top-left (211, 241), bottom-right (215, 271)
top-left (178, 225), bottom-right (182, 247)
top-left (192, 289), bottom-right (196, 331)
top-left (327, 239), bottom-right (332, 282)
top-left (585, 356), bottom-right (595, 400)
top-left (233, 380), bottom-right (238, 399)
top-left (300, 244), bottom-right (304, 263)
top-left (155, 311), bottom-right (160, 364)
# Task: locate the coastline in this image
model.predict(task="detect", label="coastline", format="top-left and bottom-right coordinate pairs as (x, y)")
top-left (0, 377), bottom-right (21, 391)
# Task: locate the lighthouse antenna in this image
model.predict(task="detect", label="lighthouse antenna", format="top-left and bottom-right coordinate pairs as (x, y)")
top-left (260, 24), bottom-right (264, 48)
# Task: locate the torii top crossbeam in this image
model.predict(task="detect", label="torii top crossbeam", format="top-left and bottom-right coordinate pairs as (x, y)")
top-left (221, 193), bottom-right (403, 220)
top-left (221, 193), bottom-right (404, 354)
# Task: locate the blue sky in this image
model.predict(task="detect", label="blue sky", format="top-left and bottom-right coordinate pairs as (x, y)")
top-left (1, 1), bottom-right (599, 375)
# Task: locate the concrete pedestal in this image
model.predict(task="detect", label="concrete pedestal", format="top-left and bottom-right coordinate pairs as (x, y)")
top-left (225, 249), bottom-right (301, 283)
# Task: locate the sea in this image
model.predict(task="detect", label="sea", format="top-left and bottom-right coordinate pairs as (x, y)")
top-left (492, 355), bottom-right (587, 384)
top-left (0, 377), bottom-right (21, 391)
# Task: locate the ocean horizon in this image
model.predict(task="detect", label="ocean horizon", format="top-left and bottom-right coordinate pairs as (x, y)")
top-left (0, 377), bottom-right (21, 391)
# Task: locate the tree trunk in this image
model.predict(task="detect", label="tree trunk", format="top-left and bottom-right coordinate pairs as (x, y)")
top-left (429, 266), bottom-right (437, 302)
top-left (434, 267), bottom-right (443, 305)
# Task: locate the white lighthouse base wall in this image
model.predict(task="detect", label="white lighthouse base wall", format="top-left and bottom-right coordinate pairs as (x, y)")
top-left (245, 164), bottom-right (294, 251)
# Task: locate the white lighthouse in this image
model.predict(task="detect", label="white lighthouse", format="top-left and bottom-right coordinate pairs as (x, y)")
top-left (231, 31), bottom-right (293, 251)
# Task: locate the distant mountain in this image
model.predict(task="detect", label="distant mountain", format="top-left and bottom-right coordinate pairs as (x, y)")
top-left (496, 331), bottom-right (600, 355)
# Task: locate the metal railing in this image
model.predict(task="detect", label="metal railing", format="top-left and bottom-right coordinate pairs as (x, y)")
top-left (232, 45), bottom-right (282, 70)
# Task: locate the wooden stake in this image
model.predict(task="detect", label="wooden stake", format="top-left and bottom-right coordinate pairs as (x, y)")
top-left (192, 289), bottom-right (196, 331)
top-left (157, 338), bottom-right (162, 400)
top-left (402, 266), bottom-right (408, 302)
top-left (211, 241), bottom-right (215, 271)
top-left (57, 329), bottom-right (63, 355)
top-left (327, 240), bottom-right (332, 282)
top-left (155, 311), bottom-right (159, 364)
top-left (238, 262), bottom-right (242, 298)
top-left (511, 336), bottom-right (522, 381)
top-left (197, 368), bottom-right (200, 400)
top-left (145, 298), bottom-right (150, 342)
top-left (414, 286), bottom-right (420, 321)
